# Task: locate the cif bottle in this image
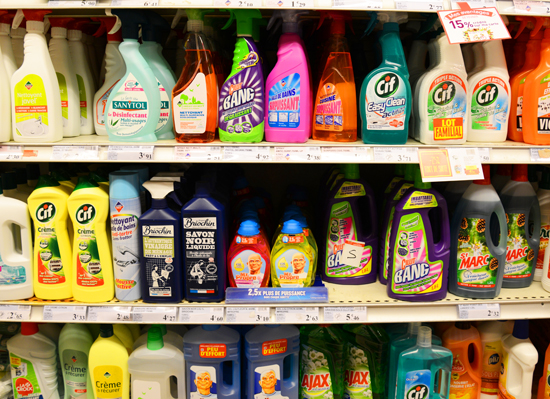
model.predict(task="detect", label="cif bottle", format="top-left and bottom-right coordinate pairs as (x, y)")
top-left (58, 324), bottom-right (93, 399)
top-left (361, 12), bottom-right (411, 145)
top-left (449, 165), bottom-right (508, 298)
top-left (245, 325), bottom-right (299, 399)
top-left (539, 169), bottom-right (550, 287)
top-left (500, 164), bottom-right (541, 288)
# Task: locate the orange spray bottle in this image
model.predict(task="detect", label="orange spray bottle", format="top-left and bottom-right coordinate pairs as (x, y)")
top-left (312, 11), bottom-right (357, 142)
top-left (538, 341), bottom-right (550, 398)
top-left (508, 17), bottom-right (542, 142)
top-left (509, 30), bottom-right (529, 77)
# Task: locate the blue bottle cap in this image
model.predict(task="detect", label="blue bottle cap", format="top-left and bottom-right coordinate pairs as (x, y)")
top-left (109, 171), bottom-right (140, 200)
top-left (283, 210), bottom-right (301, 221)
top-left (240, 210), bottom-right (260, 224)
top-left (120, 165), bottom-right (149, 188)
top-left (238, 220), bottom-right (260, 236)
top-left (512, 320), bottom-right (529, 340)
top-left (233, 176), bottom-right (249, 190)
top-left (296, 215), bottom-right (309, 228)
top-left (281, 219), bottom-right (303, 234)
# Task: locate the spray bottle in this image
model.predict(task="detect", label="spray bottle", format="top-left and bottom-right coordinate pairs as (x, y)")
top-left (0, 11), bottom-right (13, 142)
top-left (11, 20), bottom-right (25, 69)
top-left (0, 11), bottom-right (16, 78)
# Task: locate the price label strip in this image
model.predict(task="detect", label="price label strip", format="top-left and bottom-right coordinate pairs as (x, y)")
top-left (107, 145), bottom-right (154, 161)
top-left (179, 307), bottom-right (225, 323)
top-left (43, 306), bottom-right (87, 322)
top-left (418, 148), bottom-right (483, 182)
top-left (0, 305), bottom-right (31, 321)
top-left (478, 147), bottom-right (491, 162)
top-left (49, 0), bottom-right (96, 5)
top-left (111, 0), bottom-right (158, 5)
top-left (333, 0), bottom-right (382, 8)
top-left (274, 147), bottom-right (321, 162)
top-left (223, 146), bottom-right (271, 162)
top-left (275, 307), bottom-right (319, 323)
top-left (174, 146), bottom-right (223, 161)
top-left (52, 146), bottom-right (99, 161)
top-left (321, 147), bottom-right (371, 162)
top-left (373, 147), bottom-right (418, 163)
top-left (214, 0), bottom-right (261, 6)
top-left (530, 148), bottom-right (550, 162)
top-left (458, 303), bottom-right (500, 319)
top-left (451, 0), bottom-right (496, 8)
top-left (87, 306), bottom-right (133, 322)
top-left (226, 307), bottom-right (271, 323)
top-left (513, 0), bottom-right (550, 13)
top-left (264, 0), bottom-right (314, 7)
top-left (132, 307), bottom-right (178, 322)
top-left (0, 146), bottom-right (23, 160)
top-left (324, 306), bottom-right (367, 322)
top-left (396, 0), bottom-right (445, 11)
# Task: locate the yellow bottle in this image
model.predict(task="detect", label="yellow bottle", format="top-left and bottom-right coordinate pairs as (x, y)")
top-left (126, 324), bottom-right (140, 342)
top-left (28, 175), bottom-right (72, 299)
top-left (89, 324), bottom-right (130, 399)
top-left (51, 170), bottom-right (75, 244)
top-left (114, 324), bottom-right (134, 355)
top-left (67, 177), bottom-right (114, 302)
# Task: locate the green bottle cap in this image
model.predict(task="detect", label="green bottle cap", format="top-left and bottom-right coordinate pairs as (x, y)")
top-left (222, 9), bottom-right (263, 37)
top-left (404, 164), bottom-right (416, 182)
top-left (35, 174), bottom-right (61, 189)
top-left (147, 326), bottom-right (164, 351)
top-left (344, 164), bottom-right (360, 179)
top-left (414, 167), bottom-right (431, 189)
top-left (51, 170), bottom-right (72, 183)
top-left (74, 176), bottom-right (99, 190)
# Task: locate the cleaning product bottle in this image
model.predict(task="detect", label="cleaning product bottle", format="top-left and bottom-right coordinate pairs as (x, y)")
top-left (500, 164), bottom-right (541, 288)
top-left (361, 12), bottom-right (411, 145)
top-left (228, 220), bottom-right (270, 288)
top-left (0, 11), bottom-right (17, 78)
top-left (184, 325), bottom-right (240, 399)
top-left (218, 10), bottom-right (265, 143)
top-left (27, 164), bottom-right (40, 189)
top-left (109, 171), bottom-right (142, 301)
top-left (0, 11), bottom-right (11, 142)
top-left (493, 165), bottom-right (513, 193)
top-left (67, 176), bottom-right (114, 302)
top-left (387, 168), bottom-right (451, 301)
top-left (382, 164), bottom-right (405, 210)
top-left (113, 324), bottom-right (135, 355)
top-left (11, 9), bottom-right (63, 143)
top-left (27, 175), bottom-right (72, 300)
top-left (467, 40), bottom-right (511, 142)
top-left (265, 10), bottom-right (311, 143)
top-left (16, 169), bottom-right (33, 198)
top-left (498, 320), bottom-right (538, 399)
top-left (11, 21), bottom-right (25, 69)
top-left (58, 323), bottom-right (93, 399)
top-left (139, 181), bottom-right (183, 303)
top-left (7, 323), bottom-right (59, 399)
top-left (92, 17), bottom-right (125, 136)
top-left (537, 334), bottom-right (550, 399)
top-left (89, 324), bottom-right (130, 399)
top-left (105, 10), bottom-right (160, 142)
top-left (395, 326), bottom-right (453, 399)
top-left (51, 170), bottom-right (76, 191)
top-left (449, 165), bottom-right (508, 299)
top-left (172, 9), bottom-right (218, 143)
top-left (538, 168), bottom-right (550, 284)
top-left (444, 180), bottom-right (471, 218)
top-left (313, 11), bottom-right (356, 142)
top-left (120, 165), bottom-right (149, 212)
top-left (408, 40), bottom-right (428, 92)
top-left (245, 325), bottom-right (299, 399)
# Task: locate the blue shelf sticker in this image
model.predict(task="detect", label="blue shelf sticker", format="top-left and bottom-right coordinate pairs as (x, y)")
top-left (225, 287), bottom-right (329, 304)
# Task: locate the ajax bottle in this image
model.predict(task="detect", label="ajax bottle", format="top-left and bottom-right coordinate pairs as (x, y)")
top-left (58, 324), bottom-right (93, 399)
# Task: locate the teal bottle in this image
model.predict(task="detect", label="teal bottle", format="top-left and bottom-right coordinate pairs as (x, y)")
top-left (360, 12), bottom-right (411, 145)
top-left (395, 327), bottom-right (452, 399)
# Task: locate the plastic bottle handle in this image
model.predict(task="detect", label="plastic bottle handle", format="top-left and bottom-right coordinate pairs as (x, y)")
top-left (527, 198), bottom-right (542, 250)
top-left (365, 191), bottom-right (378, 239)
top-left (470, 339), bottom-right (483, 376)
top-left (433, 192), bottom-right (451, 256)
top-left (485, 203), bottom-right (508, 257)
top-left (0, 207), bottom-right (31, 265)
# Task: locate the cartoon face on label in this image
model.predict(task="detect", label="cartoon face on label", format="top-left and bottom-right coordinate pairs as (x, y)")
top-left (231, 249), bottom-right (266, 288)
top-left (190, 366), bottom-right (217, 399)
top-left (254, 365), bottom-right (288, 399)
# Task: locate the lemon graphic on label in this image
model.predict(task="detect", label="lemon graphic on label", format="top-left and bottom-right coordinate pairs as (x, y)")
top-left (278, 257), bottom-right (289, 271)
top-left (234, 258), bottom-right (245, 271)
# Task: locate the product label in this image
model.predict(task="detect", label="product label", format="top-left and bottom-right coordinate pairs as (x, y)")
top-left (156, 79), bottom-right (170, 133)
top-left (385, 177), bottom-right (403, 194)
top-left (132, 380), bottom-right (160, 399)
top-left (365, 72), bottom-right (407, 130)
top-left (268, 74), bottom-right (301, 129)
top-left (34, 202), bottom-right (66, 285)
top-left (516, 78), bottom-right (524, 132)
top-left (62, 350), bottom-right (88, 398)
top-left (74, 204), bottom-right (104, 287)
top-left (93, 365), bottom-right (123, 399)
top-left (142, 224), bottom-right (175, 298)
top-left (0, 253), bottom-right (26, 286)
top-left (95, 81), bottom-right (119, 127)
top-left (174, 73), bottom-right (207, 134)
top-left (10, 354), bottom-right (43, 399)
top-left (106, 73), bottom-right (150, 137)
top-left (427, 74), bottom-right (467, 141)
top-left (314, 83), bottom-right (343, 131)
top-left (497, 350), bottom-right (514, 399)
top-left (537, 219), bottom-right (550, 272)
top-left (13, 74), bottom-right (49, 138)
top-left (451, 354), bottom-right (478, 397)
top-left (56, 73), bottom-right (68, 121)
top-left (199, 344), bottom-right (227, 358)
top-left (76, 74), bottom-right (87, 125)
top-left (254, 365), bottom-right (288, 399)
top-left (184, 216), bottom-right (219, 296)
top-left (481, 340), bottom-right (502, 395)
top-left (537, 73), bottom-right (550, 134)
top-left (191, 365), bottom-right (217, 399)
top-left (274, 247), bottom-right (311, 287)
top-left (335, 182), bottom-right (366, 198)
top-left (109, 198), bottom-right (141, 298)
top-left (263, 339), bottom-right (287, 356)
top-left (456, 217), bottom-right (498, 288)
top-left (300, 345), bottom-right (333, 399)
top-left (231, 248), bottom-right (266, 288)
top-left (403, 370), bottom-right (430, 399)
top-left (343, 344), bottom-right (372, 399)
top-left (470, 77), bottom-right (509, 131)
top-left (504, 213), bottom-right (534, 279)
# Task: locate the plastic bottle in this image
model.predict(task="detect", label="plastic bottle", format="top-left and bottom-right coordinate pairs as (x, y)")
top-left (0, 12), bottom-right (17, 78)
top-left (58, 323), bottom-right (93, 399)
top-left (537, 336), bottom-right (550, 399)
top-left (492, 165), bottom-right (512, 194)
top-left (395, 326), bottom-right (452, 399)
top-left (218, 10), bottom-right (265, 143)
top-left (265, 11), bottom-right (311, 143)
top-left (382, 164), bottom-right (405, 210)
top-left (114, 324), bottom-right (134, 355)
top-left (132, 324), bottom-right (183, 351)
top-left (7, 323), bottom-right (59, 399)
top-left (449, 165), bottom-right (508, 299)
top-left (467, 40), bottom-right (511, 142)
top-left (0, 11), bottom-right (11, 142)
top-left (139, 181), bottom-right (183, 303)
top-left (500, 164), bottom-right (541, 288)
top-left (184, 325), bottom-right (240, 399)
top-left (361, 12), bottom-right (411, 145)
top-left (11, 21), bottom-right (25, 69)
top-left (89, 324), bottom-right (130, 399)
top-left (68, 176), bottom-right (114, 302)
top-left (105, 10), bottom-right (160, 142)
top-left (28, 175), bottom-right (72, 300)
top-left (509, 31), bottom-right (529, 77)
top-left (26, 164), bottom-right (39, 189)
top-left (408, 40), bottom-right (428, 92)
top-left (120, 165), bottom-right (149, 212)
top-left (387, 168), bottom-right (451, 301)
top-left (538, 169), bottom-right (550, 283)
top-left (321, 164), bottom-right (378, 285)
top-left (11, 9), bottom-right (63, 143)
top-left (109, 171), bottom-right (142, 301)
top-left (463, 43), bottom-right (475, 75)
top-left (468, 42), bottom-right (485, 78)
top-left (498, 320), bottom-right (538, 399)
top-left (444, 181), bottom-right (472, 219)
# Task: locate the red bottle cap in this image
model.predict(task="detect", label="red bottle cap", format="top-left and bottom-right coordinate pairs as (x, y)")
top-left (92, 17), bottom-right (122, 42)
top-left (512, 164), bottom-right (529, 182)
top-left (21, 323), bottom-right (39, 336)
top-left (474, 165), bottom-right (492, 185)
top-left (22, 10), bottom-right (51, 22)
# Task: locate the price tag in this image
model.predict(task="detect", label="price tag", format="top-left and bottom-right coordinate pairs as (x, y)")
top-left (341, 240), bottom-right (365, 268)
top-left (373, 147), bottom-right (418, 163)
top-left (49, 0), bottom-right (96, 5)
top-left (274, 147), bottom-right (321, 162)
top-left (223, 146), bottom-right (271, 162)
top-left (0, 305), bottom-right (31, 321)
top-left (530, 148), bottom-right (550, 162)
top-left (179, 307), bottom-right (225, 323)
top-left (0, 146), bottom-right (23, 160)
top-left (419, 148), bottom-right (483, 182)
top-left (478, 147), bottom-right (490, 162)
top-left (438, 6), bottom-right (511, 44)
top-left (87, 306), bottom-right (133, 322)
top-left (333, 0), bottom-right (382, 8)
top-left (458, 303), bottom-right (500, 319)
top-left (396, 0), bottom-right (444, 10)
top-left (265, 0), bottom-right (314, 7)
top-left (107, 145), bottom-right (154, 161)
top-left (51, 146), bottom-right (99, 161)
top-left (226, 307), bottom-right (270, 323)
top-left (174, 146), bottom-right (223, 161)
top-left (214, 0), bottom-right (261, 6)
top-left (321, 147), bottom-right (371, 162)
top-left (132, 307), bottom-right (178, 322)
top-left (275, 307), bottom-right (319, 323)
top-left (513, 0), bottom-right (550, 13)
top-left (451, 0), bottom-right (495, 8)
top-left (43, 306), bottom-right (87, 322)
top-left (323, 306), bottom-right (367, 322)
top-left (111, 0), bottom-right (157, 4)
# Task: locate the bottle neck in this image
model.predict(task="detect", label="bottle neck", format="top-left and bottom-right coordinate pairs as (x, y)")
top-left (408, 40), bottom-right (427, 71)
top-left (482, 40), bottom-right (507, 71)
top-left (472, 43), bottom-right (485, 68)
top-left (380, 28), bottom-right (407, 70)
top-left (524, 39), bottom-right (542, 69)
top-left (438, 38), bottom-right (466, 68)
top-left (151, 198), bottom-right (168, 209)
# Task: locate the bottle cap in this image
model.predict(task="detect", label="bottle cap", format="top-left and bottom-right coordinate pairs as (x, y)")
top-left (142, 11), bottom-right (170, 43)
top-left (540, 167), bottom-right (550, 190)
top-left (90, 172), bottom-right (108, 186)
top-left (203, 325), bottom-right (221, 331)
top-left (512, 320), bottom-right (529, 339)
top-left (281, 219), bottom-right (303, 234)
top-left (474, 165), bottom-right (491, 185)
top-left (74, 176), bottom-right (98, 191)
top-left (21, 323), bottom-right (39, 336)
top-left (2, 172), bottom-right (16, 190)
top-left (110, 9), bottom-right (149, 41)
top-left (414, 168), bottom-right (431, 189)
top-left (109, 171), bottom-right (140, 200)
top-left (26, 164), bottom-right (40, 181)
top-left (14, 10), bottom-right (50, 33)
top-left (67, 18), bottom-right (88, 40)
top-left (147, 326), bottom-right (164, 351)
top-left (99, 324), bottom-right (114, 338)
top-left (512, 164), bottom-right (529, 182)
top-left (416, 326), bottom-right (432, 347)
top-left (152, 324), bottom-right (168, 336)
top-left (497, 164), bottom-right (512, 177)
top-left (408, 322), bottom-right (421, 335)
top-left (35, 175), bottom-right (60, 189)
top-left (344, 164), bottom-right (360, 179)
top-left (404, 164), bottom-right (416, 182)
top-left (0, 12), bottom-right (15, 36)
top-left (51, 170), bottom-right (72, 183)
top-left (455, 321), bottom-right (470, 330)
top-left (91, 17), bottom-right (122, 42)
top-left (296, 214), bottom-right (309, 228)
top-left (15, 169), bottom-right (27, 185)
top-left (238, 220), bottom-right (260, 236)
top-left (49, 17), bottom-right (73, 38)
top-left (221, 9), bottom-right (263, 37)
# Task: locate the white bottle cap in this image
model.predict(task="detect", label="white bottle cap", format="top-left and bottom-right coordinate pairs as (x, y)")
top-left (51, 26), bottom-right (67, 38)
top-left (409, 322), bottom-right (421, 335)
top-left (187, 19), bottom-right (203, 33)
top-left (0, 23), bottom-right (9, 35)
top-left (11, 27), bottom-right (25, 38)
top-left (68, 29), bottom-right (82, 40)
top-left (26, 21), bottom-right (44, 34)
top-left (416, 326), bottom-right (432, 347)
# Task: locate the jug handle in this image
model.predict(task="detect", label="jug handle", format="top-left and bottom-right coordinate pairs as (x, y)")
top-left (485, 203), bottom-right (508, 257)
top-left (0, 207), bottom-right (31, 266)
top-left (365, 190), bottom-right (378, 240)
top-left (281, 353), bottom-right (297, 391)
top-left (433, 192), bottom-right (451, 256)
top-left (470, 338), bottom-right (483, 376)
top-left (526, 198), bottom-right (541, 250)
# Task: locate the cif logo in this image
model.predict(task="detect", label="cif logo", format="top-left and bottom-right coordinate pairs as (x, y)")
top-left (476, 84), bottom-right (498, 106)
top-left (488, 353), bottom-right (500, 365)
top-left (76, 204), bottom-right (96, 224)
top-left (36, 202), bottom-right (56, 223)
top-left (433, 82), bottom-right (456, 105)
top-left (375, 73), bottom-right (399, 98)
top-left (407, 384), bottom-right (429, 399)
